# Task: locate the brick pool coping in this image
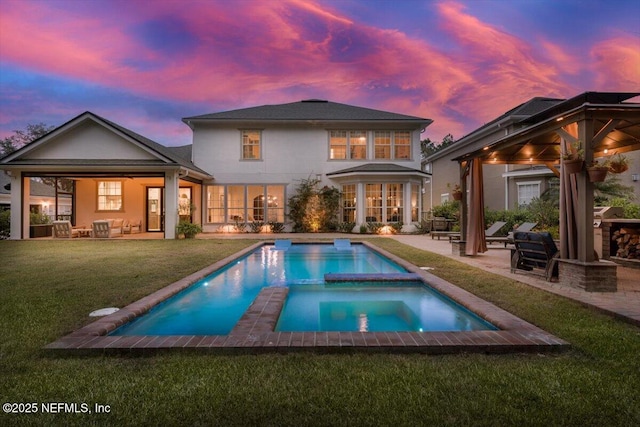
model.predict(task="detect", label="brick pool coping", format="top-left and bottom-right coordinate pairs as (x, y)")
top-left (45, 241), bottom-right (569, 355)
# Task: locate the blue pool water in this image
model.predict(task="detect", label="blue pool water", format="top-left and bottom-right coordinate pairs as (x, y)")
top-left (110, 244), bottom-right (496, 336)
top-left (276, 283), bottom-right (496, 332)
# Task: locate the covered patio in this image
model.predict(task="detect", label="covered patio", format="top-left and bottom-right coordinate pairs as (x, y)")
top-left (452, 92), bottom-right (640, 291)
top-left (0, 112), bottom-right (212, 239)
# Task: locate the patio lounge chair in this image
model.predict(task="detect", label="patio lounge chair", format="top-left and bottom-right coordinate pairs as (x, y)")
top-left (92, 220), bottom-right (123, 238)
top-left (510, 231), bottom-right (559, 281)
top-left (431, 217), bottom-right (454, 240)
top-left (123, 219), bottom-right (142, 234)
top-left (448, 221), bottom-right (507, 244)
top-left (507, 222), bottom-right (538, 243)
top-left (334, 238), bottom-right (353, 251)
top-left (52, 220), bottom-right (79, 238)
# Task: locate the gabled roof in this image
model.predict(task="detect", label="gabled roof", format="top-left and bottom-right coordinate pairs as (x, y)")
top-left (183, 100), bottom-right (432, 127)
top-left (327, 163), bottom-right (430, 177)
top-left (0, 112), bottom-right (210, 178)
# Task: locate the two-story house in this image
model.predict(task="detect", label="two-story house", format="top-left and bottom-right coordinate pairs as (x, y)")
top-left (0, 100), bottom-right (432, 239)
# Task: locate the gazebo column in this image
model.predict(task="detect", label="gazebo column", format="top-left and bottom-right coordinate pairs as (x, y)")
top-left (452, 161), bottom-right (468, 256)
top-left (557, 117), bottom-right (618, 291)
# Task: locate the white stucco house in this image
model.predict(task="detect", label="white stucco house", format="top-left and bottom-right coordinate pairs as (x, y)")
top-left (0, 100), bottom-right (432, 239)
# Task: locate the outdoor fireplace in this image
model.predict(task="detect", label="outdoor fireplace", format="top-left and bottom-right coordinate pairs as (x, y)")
top-left (601, 218), bottom-right (640, 268)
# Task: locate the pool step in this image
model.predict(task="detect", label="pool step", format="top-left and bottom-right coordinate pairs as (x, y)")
top-left (324, 273), bottom-right (422, 282)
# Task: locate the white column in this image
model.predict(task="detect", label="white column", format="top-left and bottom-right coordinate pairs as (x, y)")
top-left (403, 181), bottom-right (412, 225)
top-left (9, 172), bottom-right (27, 239)
top-left (356, 182), bottom-right (365, 226)
top-left (164, 170), bottom-right (179, 239)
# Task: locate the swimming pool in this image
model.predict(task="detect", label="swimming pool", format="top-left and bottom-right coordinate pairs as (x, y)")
top-left (110, 243), bottom-right (496, 336)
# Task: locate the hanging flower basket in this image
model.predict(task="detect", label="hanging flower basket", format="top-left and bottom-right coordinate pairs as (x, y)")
top-left (452, 191), bottom-right (463, 201)
top-left (563, 158), bottom-right (584, 174)
top-left (587, 166), bottom-right (608, 182)
top-left (607, 153), bottom-right (630, 174)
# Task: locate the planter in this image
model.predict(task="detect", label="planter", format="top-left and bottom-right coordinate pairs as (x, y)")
top-left (452, 191), bottom-right (463, 201)
top-left (563, 158), bottom-right (584, 174)
top-left (29, 224), bottom-right (53, 238)
top-left (608, 163), bottom-right (629, 174)
top-left (587, 166), bottom-right (609, 182)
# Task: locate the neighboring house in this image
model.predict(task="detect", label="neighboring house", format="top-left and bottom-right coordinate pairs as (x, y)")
top-left (0, 173), bottom-right (71, 216)
top-left (423, 97), bottom-right (564, 213)
top-left (0, 100), bottom-right (432, 239)
top-left (423, 93), bottom-right (640, 214)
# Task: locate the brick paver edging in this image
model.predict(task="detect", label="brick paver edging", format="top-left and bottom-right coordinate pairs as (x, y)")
top-left (45, 241), bottom-right (569, 355)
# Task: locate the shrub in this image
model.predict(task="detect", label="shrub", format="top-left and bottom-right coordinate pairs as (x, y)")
top-left (366, 222), bottom-right (383, 234)
top-left (390, 222), bottom-right (403, 234)
top-left (268, 222), bottom-right (285, 233)
top-left (431, 200), bottom-right (459, 221)
top-left (288, 178), bottom-right (340, 232)
top-left (233, 218), bottom-right (247, 233)
top-left (29, 212), bottom-right (51, 225)
top-left (413, 220), bottom-right (430, 234)
top-left (337, 222), bottom-right (355, 233)
top-left (359, 224), bottom-right (368, 234)
top-left (0, 209), bottom-right (10, 240)
top-left (249, 221), bottom-right (264, 233)
top-left (608, 197), bottom-right (640, 219)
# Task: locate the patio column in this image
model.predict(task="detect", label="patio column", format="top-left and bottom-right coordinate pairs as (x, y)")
top-left (403, 181), bottom-right (412, 226)
top-left (577, 118), bottom-right (595, 262)
top-left (164, 170), bottom-right (179, 239)
top-left (9, 172), bottom-right (27, 240)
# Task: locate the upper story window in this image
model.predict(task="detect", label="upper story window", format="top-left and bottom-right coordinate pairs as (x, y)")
top-left (329, 131), bottom-right (367, 160)
top-left (394, 131), bottom-right (411, 159)
top-left (374, 131), bottom-right (411, 160)
top-left (241, 130), bottom-right (261, 160)
top-left (374, 131), bottom-right (392, 159)
top-left (97, 180), bottom-right (123, 212)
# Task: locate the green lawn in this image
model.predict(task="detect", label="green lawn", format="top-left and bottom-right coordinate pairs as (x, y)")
top-left (1, 239), bottom-right (638, 426)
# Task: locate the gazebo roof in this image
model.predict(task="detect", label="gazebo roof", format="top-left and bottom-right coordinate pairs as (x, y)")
top-left (454, 92), bottom-right (640, 164)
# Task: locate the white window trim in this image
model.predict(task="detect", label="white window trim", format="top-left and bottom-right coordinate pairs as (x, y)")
top-left (516, 180), bottom-right (541, 206)
top-left (240, 130), bottom-right (262, 161)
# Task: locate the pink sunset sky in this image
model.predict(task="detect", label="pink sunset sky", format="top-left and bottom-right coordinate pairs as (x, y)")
top-left (0, 0), bottom-right (638, 146)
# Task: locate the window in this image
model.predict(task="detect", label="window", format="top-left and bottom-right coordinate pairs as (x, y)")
top-left (206, 184), bottom-right (285, 223)
top-left (329, 131), bottom-right (366, 160)
top-left (341, 184), bottom-right (356, 223)
top-left (207, 186), bottom-right (225, 223)
top-left (374, 131), bottom-right (391, 159)
top-left (349, 131), bottom-right (367, 159)
top-left (365, 184), bottom-right (382, 222)
top-left (386, 183), bottom-right (403, 222)
top-left (517, 181), bottom-right (540, 206)
top-left (97, 181), bottom-right (122, 211)
top-left (394, 131), bottom-right (411, 159)
top-left (374, 131), bottom-right (411, 159)
top-left (241, 130), bottom-right (261, 160)
top-left (411, 183), bottom-right (420, 222)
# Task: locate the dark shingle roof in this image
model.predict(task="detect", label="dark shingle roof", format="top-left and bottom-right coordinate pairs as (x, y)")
top-left (184, 100), bottom-right (431, 124)
top-left (327, 163), bottom-right (429, 176)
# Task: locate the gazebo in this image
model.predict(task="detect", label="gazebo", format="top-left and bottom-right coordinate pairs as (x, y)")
top-left (453, 92), bottom-right (640, 291)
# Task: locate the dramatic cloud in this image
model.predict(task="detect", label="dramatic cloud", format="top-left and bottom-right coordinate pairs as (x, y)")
top-left (0, 0), bottom-right (638, 145)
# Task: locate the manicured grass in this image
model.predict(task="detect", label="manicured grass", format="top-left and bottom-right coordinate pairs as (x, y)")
top-left (1, 238), bottom-right (638, 426)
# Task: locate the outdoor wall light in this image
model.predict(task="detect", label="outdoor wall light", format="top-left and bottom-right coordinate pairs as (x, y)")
top-left (632, 174), bottom-right (639, 182)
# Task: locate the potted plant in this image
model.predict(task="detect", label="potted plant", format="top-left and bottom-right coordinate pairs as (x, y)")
top-left (562, 140), bottom-right (584, 174)
top-left (587, 159), bottom-right (609, 182)
top-left (451, 184), bottom-right (463, 200)
top-left (607, 153), bottom-right (630, 174)
top-left (176, 220), bottom-right (202, 239)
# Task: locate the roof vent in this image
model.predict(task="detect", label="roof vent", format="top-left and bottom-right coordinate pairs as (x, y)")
top-left (301, 99), bottom-right (328, 103)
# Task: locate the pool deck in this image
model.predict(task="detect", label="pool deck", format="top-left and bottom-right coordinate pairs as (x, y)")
top-left (46, 239), bottom-right (572, 355)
